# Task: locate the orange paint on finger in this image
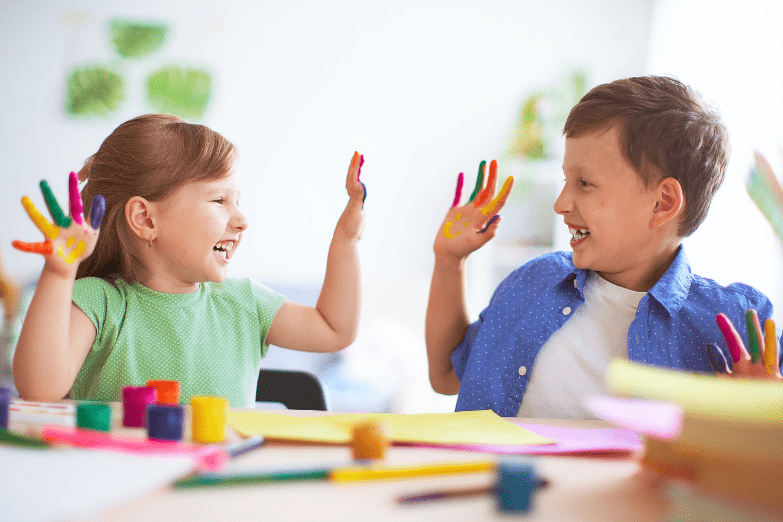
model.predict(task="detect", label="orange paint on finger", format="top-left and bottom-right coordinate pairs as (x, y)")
top-left (12, 239), bottom-right (53, 255)
top-left (473, 160), bottom-right (498, 207)
top-left (351, 151), bottom-right (360, 168)
top-left (481, 176), bottom-right (514, 216)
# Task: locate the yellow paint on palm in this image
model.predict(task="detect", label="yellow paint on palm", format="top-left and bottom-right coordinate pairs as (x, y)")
top-left (57, 239), bottom-right (86, 264)
top-left (480, 176), bottom-right (514, 216)
top-left (22, 196), bottom-right (59, 240)
top-left (443, 212), bottom-right (470, 239)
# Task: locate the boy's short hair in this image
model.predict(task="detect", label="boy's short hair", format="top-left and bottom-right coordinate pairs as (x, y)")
top-left (562, 75), bottom-right (729, 237)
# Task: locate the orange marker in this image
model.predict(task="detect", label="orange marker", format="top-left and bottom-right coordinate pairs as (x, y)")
top-left (351, 421), bottom-right (389, 460)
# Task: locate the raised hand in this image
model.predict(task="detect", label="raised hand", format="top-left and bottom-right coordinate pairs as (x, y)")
top-left (335, 151), bottom-right (366, 241)
top-left (13, 172), bottom-right (105, 275)
top-left (434, 159), bottom-right (514, 262)
top-left (709, 311), bottom-right (783, 381)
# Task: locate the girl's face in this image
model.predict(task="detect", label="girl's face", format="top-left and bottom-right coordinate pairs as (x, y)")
top-left (149, 169), bottom-right (248, 292)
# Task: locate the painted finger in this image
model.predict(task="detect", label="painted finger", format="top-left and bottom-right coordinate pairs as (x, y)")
top-left (358, 154), bottom-right (364, 181)
top-left (745, 309), bottom-right (764, 364)
top-left (480, 176), bottom-right (514, 217)
top-left (764, 318), bottom-right (780, 376)
top-left (451, 173), bottom-right (464, 208)
top-left (21, 196), bottom-right (59, 240)
top-left (40, 180), bottom-right (72, 229)
top-left (12, 239), bottom-right (53, 255)
top-left (69, 171), bottom-right (84, 225)
top-left (474, 160), bottom-right (498, 207)
top-left (90, 195), bottom-right (106, 229)
top-left (705, 343), bottom-right (731, 374)
top-left (478, 214), bottom-right (500, 234)
top-left (468, 161), bottom-right (486, 203)
top-left (715, 313), bottom-right (746, 363)
top-left (361, 182), bottom-right (367, 209)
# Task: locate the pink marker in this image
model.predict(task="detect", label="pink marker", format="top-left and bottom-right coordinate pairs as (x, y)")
top-left (122, 386), bottom-right (157, 428)
top-left (69, 171), bottom-right (83, 225)
top-left (41, 426), bottom-right (228, 471)
top-left (715, 313), bottom-right (744, 363)
top-left (451, 173), bottom-right (464, 208)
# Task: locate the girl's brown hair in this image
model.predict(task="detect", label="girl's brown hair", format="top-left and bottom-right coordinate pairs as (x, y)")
top-left (563, 76), bottom-right (730, 238)
top-left (76, 114), bottom-right (238, 282)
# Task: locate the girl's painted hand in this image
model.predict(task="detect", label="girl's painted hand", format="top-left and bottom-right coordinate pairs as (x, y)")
top-left (335, 151), bottom-right (366, 241)
top-left (12, 172), bottom-right (105, 277)
top-left (709, 312), bottom-right (783, 381)
top-left (433, 160), bottom-right (514, 262)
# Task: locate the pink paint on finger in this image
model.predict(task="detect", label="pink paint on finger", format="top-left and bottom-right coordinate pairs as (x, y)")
top-left (69, 171), bottom-right (83, 225)
top-left (451, 173), bottom-right (464, 208)
top-left (358, 154), bottom-right (364, 181)
top-left (715, 313), bottom-right (744, 363)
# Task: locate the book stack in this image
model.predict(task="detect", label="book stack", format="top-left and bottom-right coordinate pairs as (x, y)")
top-left (589, 359), bottom-right (783, 520)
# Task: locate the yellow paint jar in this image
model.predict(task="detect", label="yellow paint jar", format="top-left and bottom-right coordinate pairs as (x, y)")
top-left (190, 396), bottom-right (228, 443)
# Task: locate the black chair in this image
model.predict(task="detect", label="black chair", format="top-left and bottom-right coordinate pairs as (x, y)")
top-left (255, 369), bottom-right (328, 411)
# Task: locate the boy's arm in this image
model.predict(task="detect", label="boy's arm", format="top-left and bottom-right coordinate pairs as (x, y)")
top-left (12, 173), bottom-right (104, 400)
top-left (425, 163), bottom-right (514, 395)
top-left (266, 152), bottom-right (365, 353)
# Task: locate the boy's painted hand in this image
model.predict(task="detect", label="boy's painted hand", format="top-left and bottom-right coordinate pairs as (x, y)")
top-left (12, 172), bottom-right (105, 276)
top-left (434, 160), bottom-right (514, 262)
top-left (335, 151), bottom-right (366, 241)
top-left (710, 312), bottom-right (783, 381)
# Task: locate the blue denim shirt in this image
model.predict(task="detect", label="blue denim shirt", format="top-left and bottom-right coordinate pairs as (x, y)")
top-left (451, 246), bottom-right (780, 416)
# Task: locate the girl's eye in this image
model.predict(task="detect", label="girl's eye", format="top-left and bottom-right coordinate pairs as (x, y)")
top-left (213, 198), bottom-right (224, 204)
top-left (579, 178), bottom-right (592, 188)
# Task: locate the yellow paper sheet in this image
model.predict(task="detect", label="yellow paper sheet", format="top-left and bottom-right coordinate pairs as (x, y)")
top-left (227, 409), bottom-right (553, 446)
top-left (607, 359), bottom-right (783, 420)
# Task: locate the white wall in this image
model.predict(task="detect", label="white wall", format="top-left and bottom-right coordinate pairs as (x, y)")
top-left (0, 0), bottom-right (652, 412)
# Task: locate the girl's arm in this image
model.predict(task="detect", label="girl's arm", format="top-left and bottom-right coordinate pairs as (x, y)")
top-left (425, 162), bottom-right (514, 394)
top-left (12, 173), bottom-right (104, 400)
top-left (266, 152), bottom-right (365, 353)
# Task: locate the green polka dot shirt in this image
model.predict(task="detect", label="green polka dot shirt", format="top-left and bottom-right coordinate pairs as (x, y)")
top-left (71, 277), bottom-right (285, 407)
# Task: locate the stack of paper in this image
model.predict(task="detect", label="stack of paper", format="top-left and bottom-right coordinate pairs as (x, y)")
top-left (586, 359), bottom-right (783, 515)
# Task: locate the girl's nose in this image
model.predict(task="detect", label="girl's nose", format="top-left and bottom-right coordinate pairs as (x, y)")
top-left (233, 209), bottom-right (249, 231)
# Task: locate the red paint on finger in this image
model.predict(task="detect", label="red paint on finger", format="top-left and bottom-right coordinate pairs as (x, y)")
top-left (715, 313), bottom-right (745, 363)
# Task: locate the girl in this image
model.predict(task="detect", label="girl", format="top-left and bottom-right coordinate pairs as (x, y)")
top-left (12, 114), bottom-right (365, 407)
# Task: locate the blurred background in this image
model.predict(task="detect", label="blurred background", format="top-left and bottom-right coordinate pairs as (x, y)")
top-left (1, 0), bottom-right (781, 413)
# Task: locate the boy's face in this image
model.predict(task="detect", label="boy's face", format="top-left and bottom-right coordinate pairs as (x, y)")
top-left (555, 126), bottom-right (663, 291)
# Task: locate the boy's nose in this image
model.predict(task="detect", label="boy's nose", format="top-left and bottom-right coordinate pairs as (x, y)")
top-left (553, 186), bottom-right (571, 215)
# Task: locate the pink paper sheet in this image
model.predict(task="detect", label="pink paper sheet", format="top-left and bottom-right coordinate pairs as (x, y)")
top-left (401, 421), bottom-right (641, 455)
top-left (583, 395), bottom-right (684, 439)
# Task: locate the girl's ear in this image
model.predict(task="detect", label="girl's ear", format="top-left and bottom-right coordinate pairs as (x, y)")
top-left (651, 177), bottom-right (684, 229)
top-left (125, 196), bottom-right (156, 242)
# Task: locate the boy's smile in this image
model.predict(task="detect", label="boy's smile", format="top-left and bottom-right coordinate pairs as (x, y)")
top-left (555, 126), bottom-right (680, 292)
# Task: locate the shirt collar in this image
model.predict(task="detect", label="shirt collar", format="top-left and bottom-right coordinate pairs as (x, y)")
top-left (646, 245), bottom-right (693, 316)
top-left (555, 246), bottom-right (692, 314)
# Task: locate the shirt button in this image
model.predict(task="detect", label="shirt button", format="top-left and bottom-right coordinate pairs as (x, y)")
top-left (573, 279), bottom-right (578, 288)
top-left (518, 366), bottom-right (527, 376)
top-left (636, 334), bottom-right (640, 343)
top-left (562, 307), bottom-right (572, 315)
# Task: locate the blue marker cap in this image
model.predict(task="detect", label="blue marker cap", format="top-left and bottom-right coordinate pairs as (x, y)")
top-left (147, 404), bottom-right (185, 442)
top-left (495, 460), bottom-right (539, 513)
top-left (0, 386), bottom-right (11, 429)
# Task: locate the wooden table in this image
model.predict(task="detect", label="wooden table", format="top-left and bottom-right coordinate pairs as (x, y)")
top-left (11, 408), bottom-right (669, 522)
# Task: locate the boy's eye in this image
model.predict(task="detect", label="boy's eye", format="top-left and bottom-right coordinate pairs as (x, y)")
top-left (578, 178), bottom-right (592, 187)
top-left (213, 198), bottom-right (224, 204)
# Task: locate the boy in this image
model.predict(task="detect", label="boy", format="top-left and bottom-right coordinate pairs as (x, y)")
top-left (426, 76), bottom-right (781, 419)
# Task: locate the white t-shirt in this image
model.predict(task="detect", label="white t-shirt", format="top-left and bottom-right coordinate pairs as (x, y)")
top-left (517, 271), bottom-right (645, 419)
